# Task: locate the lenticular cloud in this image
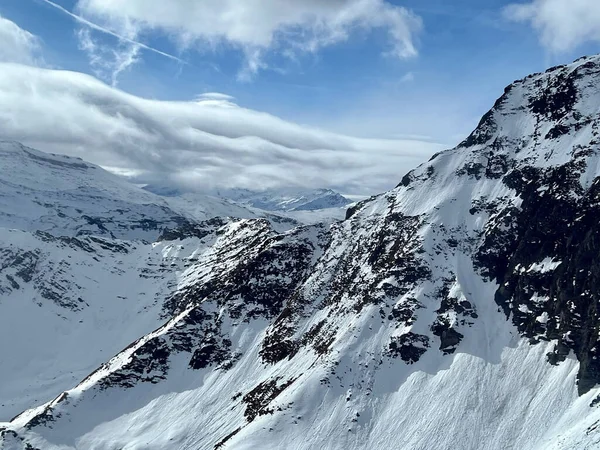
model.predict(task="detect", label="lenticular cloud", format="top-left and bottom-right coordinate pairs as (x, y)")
top-left (0, 62), bottom-right (442, 195)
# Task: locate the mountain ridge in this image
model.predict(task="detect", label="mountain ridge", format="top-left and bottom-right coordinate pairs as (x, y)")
top-left (3, 54), bottom-right (600, 449)
top-left (0, 140), bottom-right (187, 241)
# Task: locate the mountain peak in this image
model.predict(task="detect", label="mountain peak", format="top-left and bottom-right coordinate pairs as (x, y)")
top-left (459, 53), bottom-right (600, 155)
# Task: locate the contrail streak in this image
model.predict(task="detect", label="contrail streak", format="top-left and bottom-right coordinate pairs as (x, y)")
top-left (38, 0), bottom-right (188, 65)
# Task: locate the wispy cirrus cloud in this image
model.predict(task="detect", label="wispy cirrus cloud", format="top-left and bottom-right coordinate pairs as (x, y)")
top-left (39, 0), bottom-right (186, 86)
top-left (39, 0), bottom-right (185, 63)
top-left (74, 0), bottom-right (423, 79)
top-left (76, 27), bottom-right (140, 87)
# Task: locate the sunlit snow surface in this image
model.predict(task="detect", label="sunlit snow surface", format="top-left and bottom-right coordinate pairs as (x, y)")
top-left (4, 55), bottom-right (600, 450)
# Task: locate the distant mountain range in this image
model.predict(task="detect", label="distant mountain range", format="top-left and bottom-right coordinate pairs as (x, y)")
top-left (142, 185), bottom-right (353, 227)
top-left (216, 187), bottom-right (352, 211)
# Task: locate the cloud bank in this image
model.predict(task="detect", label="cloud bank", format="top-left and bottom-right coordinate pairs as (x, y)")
top-left (0, 14), bottom-right (41, 65)
top-left (40, 0), bottom-right (186, 86)
top-left (0, 63), bottom-right (443, 195)
top-left (74, 0), bottom-right (422, 79)
top-left (505, 0), bottom-right (600, 53)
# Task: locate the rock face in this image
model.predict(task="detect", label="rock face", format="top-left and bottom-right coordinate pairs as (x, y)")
top-left (459, 56), bottom-right (600, 395)
top-left (3, 56), bottom-right (600, 449)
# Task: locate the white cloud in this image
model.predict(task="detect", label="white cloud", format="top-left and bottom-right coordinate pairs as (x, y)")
top-left (400, 71), bottom-right (415, 82)
top-left (0, 63), bottom-right (443, 195)
top-left (39, 0), bottom-right (185, 85)
top-left (75, 0), bottom-right (422, 77)
top-left (505, 0), bottom-right (600, 53)
top-left (194, 93), bottom-right (238, 107)
top-left (40, 0), bottom-right (184, 63)
top-left (0, 15), bottom-right (41, 65)
top-left (196, 93), bottom-right (236, 102)
top-left (77, 27), bottom-right (140, 87)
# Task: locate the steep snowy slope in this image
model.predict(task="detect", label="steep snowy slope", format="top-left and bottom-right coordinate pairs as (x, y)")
top-left (0, 143), bottom-right (301, 421)
top-left (4, 55), bottom-right (600, 450)
top-left (0, 141), bottom-right (188, 241)
top-left (0, 228), bottom-right (168, 418)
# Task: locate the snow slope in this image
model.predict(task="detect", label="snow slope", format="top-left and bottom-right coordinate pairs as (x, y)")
top-left (4, 55), bottom-right (600, 450)
top-left (0, 141), bottom-right (187, 241)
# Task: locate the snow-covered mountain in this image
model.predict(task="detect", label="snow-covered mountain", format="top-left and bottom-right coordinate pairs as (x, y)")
top-left (146, 191), bottom-right (302, 232)
top-left (160, 192), bottom-right (347, 229)
top-left (0, 142), bottom-right (188, 241)
top-left (4, 55), bottom-right (600, 449)
top-left (217, 187), bottom-right (352, 212)
top-left (142, 186), bottom-right (352, 227)
top-left (0, 141), bottom-right (304, 238)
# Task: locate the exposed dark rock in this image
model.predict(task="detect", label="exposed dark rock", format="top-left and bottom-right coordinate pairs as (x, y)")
top-left (242, 377), bottom-right (296, 422)
top-left (159, 217), bottom-right (228, 241)
top-left (475, 158), bottom-right (600, 394)
top-left (528, 69), bottom-right (578, 121)
top-left (260, 336), bottom-right (299, 364)
top-left (388, 297), bottom-right (423, 326)
top-left (431, 319), bottom-right (464, 355)
top-left (189, 337), bottom-right (230, 370)
top-left (387, 332), bottom-right (430, 364)
top-left (457, 162), bottom-right (485, 179)
top-left (100, 338), bottom-right (171, 389)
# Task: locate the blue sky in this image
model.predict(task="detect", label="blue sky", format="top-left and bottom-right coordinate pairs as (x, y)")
top-left (0, 0), bottom-right (599, 194)
top-left (2, 0), bottom-right (596, 143)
